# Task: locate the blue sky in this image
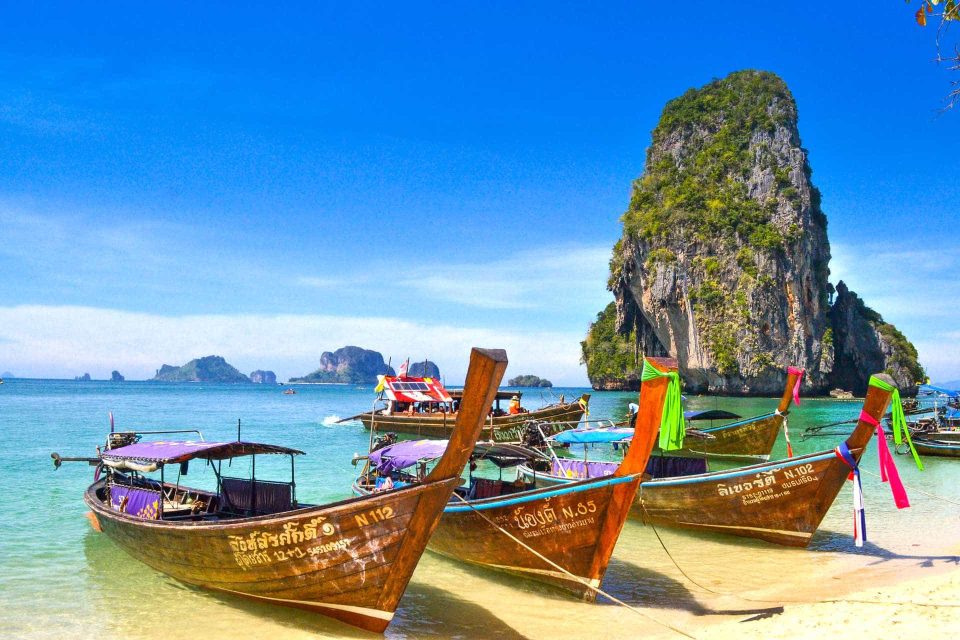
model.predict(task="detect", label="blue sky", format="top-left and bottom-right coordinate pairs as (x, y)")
top-left (0, 2), bottom-right (957, 384)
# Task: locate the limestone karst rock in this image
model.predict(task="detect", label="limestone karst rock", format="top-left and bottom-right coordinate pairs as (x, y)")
top-left (583, 70), bottom-right (922, 395)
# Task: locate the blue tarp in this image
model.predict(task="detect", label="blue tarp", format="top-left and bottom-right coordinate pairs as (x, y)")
top-left (552, 427), bottom-right (634, 444)
top-left (918, 384), bottom-right (959, 398)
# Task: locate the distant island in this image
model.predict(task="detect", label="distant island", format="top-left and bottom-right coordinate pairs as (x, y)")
top-left (75, 373), bottom-right (92, 381)
top-left (250, 370), bottom-right (277, 384)
top-left (290, 346), bottom-right (394, 384)
top-left (509, 375), bottom-right (553, 387)
top-left (407, 360), bottom-right (440, 378)
top-left (111, 370), bottom-right (125, 382)
top-left (151, 355), bottom-right (250, 383)
top-left (1, 371), bottom-right (14, 378)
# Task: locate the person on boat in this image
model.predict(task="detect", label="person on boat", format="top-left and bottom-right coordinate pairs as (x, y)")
top-left (508, 395), bottom-right (523, 415)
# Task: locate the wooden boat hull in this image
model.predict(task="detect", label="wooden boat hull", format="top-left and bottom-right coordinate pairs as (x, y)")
top-left (660, 411), bottom-right (784, 460)
top-left (635, 451), bottom-right (851, 546)
top-left (911, 438), bottom-right (960, 458)
top-left (521, 450), bottom-right (854, 547)
top-left (359, 400), bottom-right (586, 442)
top-left (85, 477), bottom-right (459, 633)
top-left (425, 474), bottom-right (641, 599)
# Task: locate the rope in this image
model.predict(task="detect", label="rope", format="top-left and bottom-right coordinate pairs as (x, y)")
top-left (450, 492), bottom-right (699, 639)
top-left (859, 468), bottom-right (960, 507)
top-left (638, 501), bottom-right (960, 610)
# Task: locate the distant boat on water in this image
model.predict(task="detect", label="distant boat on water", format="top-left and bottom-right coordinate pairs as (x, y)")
top-left (343, 374), bottom-right (588, 443)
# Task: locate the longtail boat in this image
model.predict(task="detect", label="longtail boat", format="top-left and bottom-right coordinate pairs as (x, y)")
top-left (351, 364), bottom-right (666, 599)
top-left (351, 375), bottom-right (589, 442)
top-left (521, 360), bottom-right (900, 547)
top-left (651, 365), bottom-right (804, 460)
top-left (909, 436), bottom-right (960, 458)
top-left (52, 347), bottom-right (508, 633)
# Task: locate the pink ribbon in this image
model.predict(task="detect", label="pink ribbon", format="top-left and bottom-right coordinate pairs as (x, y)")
top-left (787, 367), bottom-right (805, 406)
top-left (858, 410), bottom-right (910, 509)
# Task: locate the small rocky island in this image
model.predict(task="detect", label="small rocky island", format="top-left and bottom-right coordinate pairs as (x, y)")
top-left (151, 356), bottom-right (250, 383)
top-left (250, 370), bottom-right (277, 384)
top-left (111, 370), bottom-right (125, 382)
top-left (509, 375), bottom-right (553, 387)
top-left (75, 373), bottom-right (92, 381)
top-left (582, 70), bottom-right (923, 396)
top-left (289, 346), bottom-right (394, 384)
top-left (408, 360), bottom-right (441, 378)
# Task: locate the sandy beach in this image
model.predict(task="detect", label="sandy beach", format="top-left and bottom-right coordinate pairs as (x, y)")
top-left (694, 565), bottom-right (960, 640)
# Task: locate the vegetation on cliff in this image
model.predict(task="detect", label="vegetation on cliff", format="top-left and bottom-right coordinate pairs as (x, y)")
top-left (151, 356), bottom-right (250, 383)
top-left (585, 70), bottom-right (922, 395)
top-left (581, 303), bottom-right (642, 386)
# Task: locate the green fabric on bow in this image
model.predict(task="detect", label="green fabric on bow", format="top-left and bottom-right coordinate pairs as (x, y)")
top-left (868, 376), bottom-right (924, 471)
top-left (641, 359), bottom-right (685, 451)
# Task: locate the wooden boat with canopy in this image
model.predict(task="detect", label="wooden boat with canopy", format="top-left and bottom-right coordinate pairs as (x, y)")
top-left (53, 347), bottom-right (508, 633)
top-left (352, 361), bottom-right (668, 599)
top-left (647, 365), bottom-right (805, 461)
top-left (350, 374), bottom-right (589, 443)
top-left (520, 360), bottom-right (910, 547)
top-left (901, 384), bottom-right (960, 457)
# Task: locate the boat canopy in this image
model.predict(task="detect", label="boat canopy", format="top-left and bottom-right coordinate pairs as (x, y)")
top-left (448, 389), bottom-right (519, 402)
top-left (551, 427), bottom-right (633, 445)
top-left (101, 441), bottom-right (303, 471)
top-left (377, 375), bottom-right (453, 404)
top-left (369, 440), bottom-right (546, 474)
top-left (684, 409), bottom-right (742, 421)
top-left (918, 384), bottom-right (959, 398)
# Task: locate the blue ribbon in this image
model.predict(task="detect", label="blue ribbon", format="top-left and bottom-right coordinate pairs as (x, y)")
top-left (834, 442), bottom-right (866, 546)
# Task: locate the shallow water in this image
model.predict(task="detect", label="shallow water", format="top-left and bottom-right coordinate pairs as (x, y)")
top-left (1, 380), bottom-right (957, 639)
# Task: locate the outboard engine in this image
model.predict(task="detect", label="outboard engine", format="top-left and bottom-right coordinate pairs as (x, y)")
top-left (106, 431), bottom-right (139, 450)
top-left (520, 421), bottom-right (546, 449)
top-left (371, 432), bottom-right (398, 452)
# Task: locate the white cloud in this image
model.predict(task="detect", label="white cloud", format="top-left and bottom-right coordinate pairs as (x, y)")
top-left (297, 275), bottom-right (368, 289)
top-left (0, 305), bottom-right (590, 385)
top-left (396, 244), bottom-right (612, 310)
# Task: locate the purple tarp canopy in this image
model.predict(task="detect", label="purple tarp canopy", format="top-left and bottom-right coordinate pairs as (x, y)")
top-left (101, 440), bottom-right (303, 465)
top-left (369, 439), bottom-right (449, 474)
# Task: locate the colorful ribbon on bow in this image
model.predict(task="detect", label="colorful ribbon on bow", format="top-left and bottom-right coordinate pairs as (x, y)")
top-left (868, 376), bottom-right (924, 471)
top-left (834, 441), bottom-right (866, 547)
top-left (578, 396), bottom-right (590, 418)
top-left (641, 359), bottom-right (684, 451)
top-left (787, 366), bottom-right (805, 406)
top-left (781, 414), bottom-right (794, 458)
top-left (857, 410), bottom-right (910, 508)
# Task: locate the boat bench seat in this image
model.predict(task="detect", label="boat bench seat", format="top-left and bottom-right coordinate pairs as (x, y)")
top-left (467, 478), bottom-right (529, 500)
top-left (221, 477), bottom-right (293, 515)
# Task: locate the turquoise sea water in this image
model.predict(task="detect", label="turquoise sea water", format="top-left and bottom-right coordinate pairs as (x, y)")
top-left (1, 380), bottom-right (957, 640)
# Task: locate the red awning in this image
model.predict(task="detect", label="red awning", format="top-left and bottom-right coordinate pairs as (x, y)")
top-left (380, 376), bottom-right (452, 403)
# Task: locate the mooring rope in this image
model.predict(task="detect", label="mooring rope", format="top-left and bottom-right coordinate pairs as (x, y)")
top-left (859, 468), bottom-right (960, 508)
top-left (639, 499), bottom-right (960, 610)
top-left (450, 492), bottom-right (699, 639)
